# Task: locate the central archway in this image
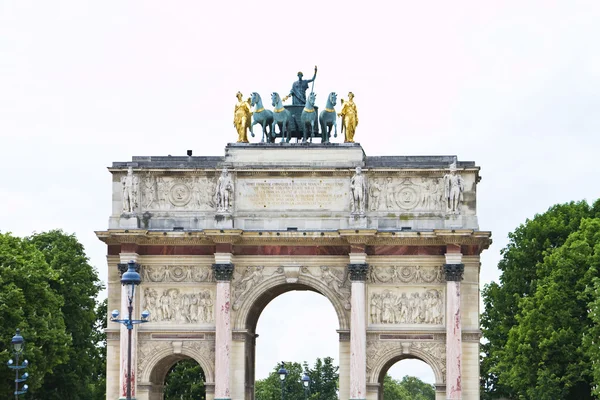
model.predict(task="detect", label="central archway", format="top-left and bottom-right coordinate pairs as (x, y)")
top-left (230, 264), bottom-right (351, 399)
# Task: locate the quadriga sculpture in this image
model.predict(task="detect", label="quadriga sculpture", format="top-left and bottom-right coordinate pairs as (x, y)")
top-left (319, 92), bottom-right (337, 143)
top-left (271, 92), bottom-right (292, 143)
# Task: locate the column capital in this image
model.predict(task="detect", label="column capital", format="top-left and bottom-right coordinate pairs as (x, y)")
top-left (212, 263), bottom-right (235, 281)
top-left (117, 261), bottom-right (140, 278)
top-left (444, 263), bottom-right (464, 281)
top-left (348, 263), bottom-right (369, 281)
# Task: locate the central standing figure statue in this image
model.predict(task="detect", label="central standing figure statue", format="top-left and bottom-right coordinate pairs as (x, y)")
top-left (285, 66), bottom-right (318, 105)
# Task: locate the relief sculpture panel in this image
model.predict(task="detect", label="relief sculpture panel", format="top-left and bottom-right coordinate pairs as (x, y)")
top-left (140, 174), bottom-right (217, 211)
top-left (369, 177), bottom-right (445, 213)
top-left (368, 287), bottom-right (444, 326)
top-left (142, 287), bottom-right (214, 324)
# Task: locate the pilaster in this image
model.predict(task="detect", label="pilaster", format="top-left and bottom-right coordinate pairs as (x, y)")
top-left (212, 260), bottom-right (234, 400)
top-left (444, 245), bottom-right (464, 400)
top-left (348, 262), bottom-right (368, 400)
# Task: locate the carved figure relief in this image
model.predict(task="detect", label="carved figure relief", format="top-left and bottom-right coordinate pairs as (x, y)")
top-left (141, 265), bottom-right (213, 283)
top-left (142, 288), bottom-right (214, 324)
top-left (301, 266), bottom-right (351, 308)
top-left (369, 289), bottom-right (444, 325)
top-left (232, 266), bottom-right (283, 310)
top-left (215, 168), bottom-right (234, 213)
top-left (443, 161), bottom-right (465, 215)
top-left (121, 167), bottom-right (139, 213)
top-left (369, 265), bottom-right (444, 284)
top-left (368, 178), bottom-right (382, 211)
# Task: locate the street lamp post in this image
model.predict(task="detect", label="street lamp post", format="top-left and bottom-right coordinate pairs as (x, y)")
top-left (110, 260), bottom-right (150, 400)
top-left (301, 369), bottom-right (311, 400)
top-left (277, 361), bottom-right (288, 400)
top-left (7, 329), bottom-right (29, 399)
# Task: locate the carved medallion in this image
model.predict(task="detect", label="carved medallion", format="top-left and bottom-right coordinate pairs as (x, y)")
top-left (169, 183), bottom-right (192, 207)
top-left (395, 185), bottom-right (419, 210)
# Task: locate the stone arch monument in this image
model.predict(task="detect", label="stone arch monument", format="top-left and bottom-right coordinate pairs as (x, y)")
top-left (98, 143), bottom-right (490, 399)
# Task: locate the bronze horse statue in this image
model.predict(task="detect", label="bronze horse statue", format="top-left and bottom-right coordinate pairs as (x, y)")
top-left (250, 92), bottom-right (274, 143)
top-left (319, 92), bottom-right (337, 143)
top-left (300, 92), bottom-right (318, 143)
top-left (271, 92), bottom-right (292, 143)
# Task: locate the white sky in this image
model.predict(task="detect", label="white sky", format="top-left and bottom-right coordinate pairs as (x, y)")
top-left (1, 0), bottom-right (599, 385)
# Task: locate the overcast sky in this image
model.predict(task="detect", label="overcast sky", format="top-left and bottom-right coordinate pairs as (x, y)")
top-left (1, 0), bottom-right (599, 385)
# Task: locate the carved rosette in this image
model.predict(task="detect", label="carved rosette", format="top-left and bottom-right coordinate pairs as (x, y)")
top-left (212, 263), bottom-right (235, 281)
top-left (348, 263), bottom-right (369, 281)
top-left (443, 263), bottom-right (464, 282)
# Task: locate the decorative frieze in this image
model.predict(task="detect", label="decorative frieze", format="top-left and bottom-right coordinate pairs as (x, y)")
top-left (140, 175), bottom-right (218, 211)
top-left (142, 287), bottom-right (214, 324)
top-left (369, 265), bottom-right (444, 284)
top-left (141, 265), bottom-right (213, 283)
top-left (444, 264), bottom-right (464, 281)
top-left (369, 288), bottom-right (444, 325)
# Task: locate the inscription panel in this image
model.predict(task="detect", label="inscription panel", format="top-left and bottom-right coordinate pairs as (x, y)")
top-left (237, 178), bottom-right (349, 211)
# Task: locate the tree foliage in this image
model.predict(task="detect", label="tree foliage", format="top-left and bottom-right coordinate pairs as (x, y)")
top-left (383, 375), bottom-right (435, 400)
top-left (164, 358), bottom-right (206, 400)
top-left (481, 200), bottom-right (600, 399)
top-left (0, 230), bottom-right (105, 399)
top-left (255, 358), bottom-right (338, 400)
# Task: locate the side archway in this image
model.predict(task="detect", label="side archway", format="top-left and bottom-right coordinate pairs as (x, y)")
top-left (137, 340), bottom-right (215, 399)
top-left (369, 342), bottom-right (445, 386)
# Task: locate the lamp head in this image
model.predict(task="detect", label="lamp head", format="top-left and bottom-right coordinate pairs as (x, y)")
top-left (141, 310), bottom-right (150, 320)
top-left (111, 309), bottom-right (120, 319)
top-left (278, 362), bottom-right (288, 381)
top-left (121, 260), bottom-right (141, 287)
top-left (11, 329), bottom-right (24, 353)
top-left (301, 371), bottom-right (311, 387)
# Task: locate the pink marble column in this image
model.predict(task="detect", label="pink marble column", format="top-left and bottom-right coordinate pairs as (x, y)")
top-left (445, 250), bottom-right (464, 400)
top-left (118, 259), bottom-right (139, 399)
top-left (212, 262), bottom-right (234, 400)
top-left (348, 263), bottom-right (369, 400)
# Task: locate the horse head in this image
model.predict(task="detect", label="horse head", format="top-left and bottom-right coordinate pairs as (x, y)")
top-left (250, 92), bottom-right (259, 107)
top-left (328, 92), bottom-right (337, 107)
top-left (305, 92), bottom-right (316, 108)
top-left (271, 92), bottom-right (280, 107)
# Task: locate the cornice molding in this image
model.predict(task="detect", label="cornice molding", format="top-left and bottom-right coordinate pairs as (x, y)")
top-left (95, 229), bottom-right (492, 249)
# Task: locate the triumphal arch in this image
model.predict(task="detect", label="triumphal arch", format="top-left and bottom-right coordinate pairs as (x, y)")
top-left (98, 143), bottom-right (490, 400)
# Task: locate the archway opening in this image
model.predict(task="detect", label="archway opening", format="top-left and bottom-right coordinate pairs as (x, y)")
top-left (380, 357), bottom-right (436, 400)
top-left (251, 287), bottom-right (341, 398)
top-left (148, 354), bottom-right (207, 400)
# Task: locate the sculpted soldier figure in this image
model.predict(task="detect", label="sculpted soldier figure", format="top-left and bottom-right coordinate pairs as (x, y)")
top-left (350, 167), bottom-right (367, 214)
top-left (285, 66), bottom-right (317, 105)
top-left (443, 162), bottom-right (465, 214)
top-left (215, 168), bottom-right (234, 212)
top-left (339, 92), bottom-right (359, 143)
top-left (121, 166), bottom-right (137, 213)
top-left (233, 91), bottom-right (252, 143)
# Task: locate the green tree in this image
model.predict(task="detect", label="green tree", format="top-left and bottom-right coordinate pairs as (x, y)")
top-left (304, 357), bottom-right (338, 400)
top-left (255, 359), bottom-right (338, 400)
top-left (0, 232), bottom-right (70, 397)
top-left (90, 298), bottom-right (107, 400)
top-left (163, 358), bottom-right (206, 400)
top-left (481, 201), bottom-right (600, 398)
top-left (383, 375), bottom-right (435, 400)
top-left (28, 230), bottom-right (104, 400)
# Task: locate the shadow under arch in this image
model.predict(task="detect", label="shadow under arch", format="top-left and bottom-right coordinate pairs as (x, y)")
top-left (233, 271), bottom-right (350, 331)
top-left (370, 347), bottom-right (444, 398)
